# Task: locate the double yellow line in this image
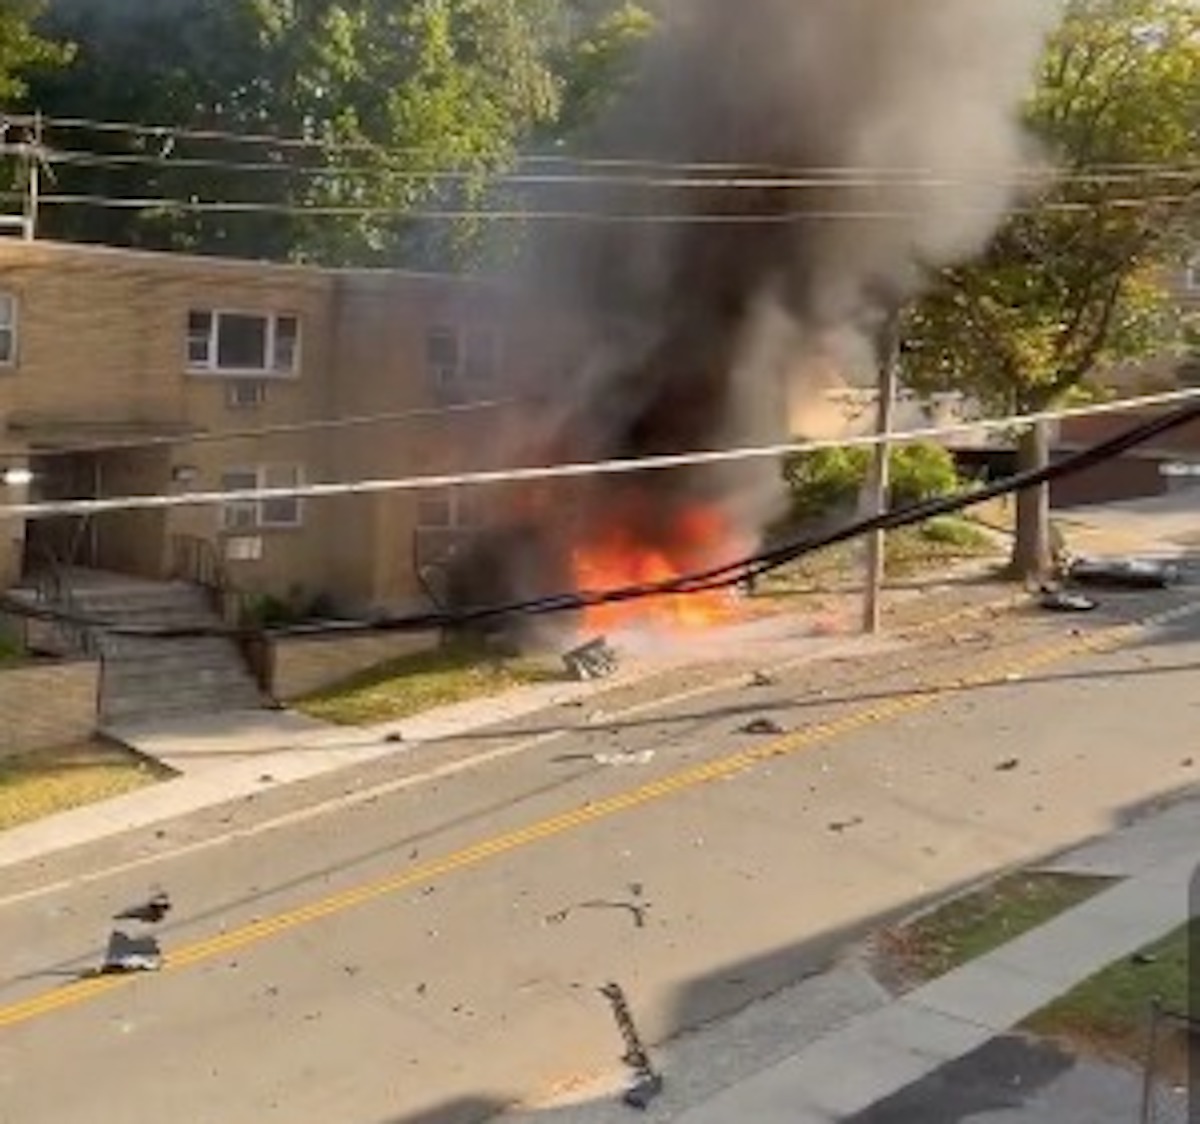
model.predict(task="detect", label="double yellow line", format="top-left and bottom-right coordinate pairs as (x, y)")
top-left (0, 598), bottom-right (1191, 1032)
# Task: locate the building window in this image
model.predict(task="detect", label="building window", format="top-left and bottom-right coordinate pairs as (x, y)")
top-left (188, 310), bottom-right (300, 376)
top-left (425, 325), bottom-right (501, 401)
top-left (220, 465), bottom-right (304, 531)
top-left (0, 293), bottom-right (17, 365)
top-left (417, 488), bottom-right (482, 530)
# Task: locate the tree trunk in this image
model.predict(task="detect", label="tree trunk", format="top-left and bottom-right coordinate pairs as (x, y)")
top-left (1011, 420), bottom-right (1052, 583)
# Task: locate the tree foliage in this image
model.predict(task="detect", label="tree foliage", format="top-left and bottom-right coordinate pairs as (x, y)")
top-left (903, 0), bottom-right (1200, 414)
top-left (0, 0), bottom-right (66, 101)
top-left (900, 0), bottom-right (1200, 579)
top-left (22, 0), bottom-right (576, 265)
top-left (781, 442), bottom-right (961, 525)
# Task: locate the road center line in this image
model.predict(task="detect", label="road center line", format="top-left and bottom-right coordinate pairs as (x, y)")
top-left (1, 597), bottom-right (1193, 1033)
top-left (0, 594), bottom-right (1023, 909)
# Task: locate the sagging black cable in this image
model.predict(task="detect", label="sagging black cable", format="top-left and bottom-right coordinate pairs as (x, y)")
top-left (3, 398), bottom-right (1197, 641)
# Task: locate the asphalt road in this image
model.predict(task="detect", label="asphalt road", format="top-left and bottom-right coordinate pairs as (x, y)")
top-left (1, 580), bottom-right (1198, 1124)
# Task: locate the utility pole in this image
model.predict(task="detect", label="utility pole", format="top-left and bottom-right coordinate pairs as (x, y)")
top-left (862, 313), bottom-right (901, 635)
top-left (21, 113), bottom-right (41, 241)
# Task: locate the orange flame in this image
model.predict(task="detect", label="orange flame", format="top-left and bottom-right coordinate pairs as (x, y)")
top-left (571, 503), bottom-right (741, 635)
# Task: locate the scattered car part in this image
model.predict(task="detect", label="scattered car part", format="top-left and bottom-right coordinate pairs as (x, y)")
top-left (1067, 557), bottom-right (1180, 590)
top-left (546, 899), bottom-right (650, 930)
top-left (741, 717), bottom-right (785, 736)
top-left (593, 750), bottom-right (656, 768)
top-left (100, 930), bottom-right (163, 974)
top-left (564, 637), bottom-right (620, 681)
top-left (1039, 589), bottom-right (1099, 614)
top-left (113, 890), bottom-right (172, 925)
top-left (600, 982), bottom-right (663, 1111)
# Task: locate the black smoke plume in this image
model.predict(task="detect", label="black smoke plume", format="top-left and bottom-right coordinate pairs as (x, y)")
top-left (455, 0), bottom-right (1061, 629)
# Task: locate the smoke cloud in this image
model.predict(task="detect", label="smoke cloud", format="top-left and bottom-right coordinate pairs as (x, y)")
top-left (468, 0), bottom-right (1062, 622)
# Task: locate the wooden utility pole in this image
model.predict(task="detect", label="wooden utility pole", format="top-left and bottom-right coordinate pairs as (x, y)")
top-left (862, 314), bottom-right (901, 635)
top-left (22, 113), bottom-right (42, 241)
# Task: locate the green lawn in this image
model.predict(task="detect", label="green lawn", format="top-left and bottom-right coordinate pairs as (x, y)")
top-left (0, 742), bottom-right (165, 831)
top-left (876, 872), bottom-right (1113, 991)
top-left (296, 641), bottom-right (562, 726)
top-left (761, 517), bottom-right (1000, 596)
top-left (1024, 922), bottom-right (1194, 1079)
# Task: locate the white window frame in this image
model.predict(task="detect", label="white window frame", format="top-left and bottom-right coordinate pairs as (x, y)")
top-left (425, 324), bottom-right (502, 398)
top-left (0, 292), bottom-right (18, 367)
top-left (188, 309), bottom-right (301, 377)
top-left (220, 464), bottom-right (304, 531)
top-left (416, 488), bottom-right (482, 531)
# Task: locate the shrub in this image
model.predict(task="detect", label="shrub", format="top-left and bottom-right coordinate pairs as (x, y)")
top-left (781, 441), bottom-right (962, 526)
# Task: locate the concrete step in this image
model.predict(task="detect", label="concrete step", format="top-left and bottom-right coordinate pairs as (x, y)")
top-left (98, 637), bottom-right (241, 662)
top-left (38, 569), bottom-right (272, 725)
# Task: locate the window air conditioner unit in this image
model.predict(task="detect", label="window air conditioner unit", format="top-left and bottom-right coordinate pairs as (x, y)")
top-left (225, 536), bottom-right (263, 562)
top-left (227, 380), bottom-right (267, 409)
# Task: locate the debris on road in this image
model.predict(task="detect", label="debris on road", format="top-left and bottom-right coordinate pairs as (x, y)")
top-left (113, 890), bottom-right (171, 925)
top-left (99, 930), bottom-right (163, 974)
top-left (384, 731), bottom-right (404, 744)
top-left (828, 816), bottom-right (864, 834)
top-left (1066, 556), bottom-right (1181, 590)
top-left (564, 637), bottom-right (620, 681)
top-left (558, 749), bottom-right (656, 767)
top-left (995, 758), bottom-right (1021, 772)
top-left (741, 717), bottom-right (785, 736)
top-left (546, 898), bottom-right (650, 930)
top-left (594, 750), bottom-right (656, 768)
top-left (600, 982), bottom-right (663, 1111)
top-left (749, 670), bottom-right (775, 688)
top-left (1039, 588), bottom-right (1099, 614)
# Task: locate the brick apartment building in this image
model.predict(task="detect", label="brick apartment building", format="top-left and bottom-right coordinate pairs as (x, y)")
top-left (0, 239), bottom-right (523, 616)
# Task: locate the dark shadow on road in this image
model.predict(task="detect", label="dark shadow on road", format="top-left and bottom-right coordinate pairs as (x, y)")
top-left (376, 784), bottom-right (1199, 1124)
top-left (844, 1035), bottom-right (1080, 1123)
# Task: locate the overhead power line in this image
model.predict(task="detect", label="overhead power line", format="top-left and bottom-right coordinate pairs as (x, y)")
top-left (7, 112), bottom-right (1200, 180)
top-left (21, 144), bottom-right (1200, 192)
top-left (25, 190), bottom-right (1197, 225)
top-left (4, 397), bottom-right (1197, 641)
top-left (3, 388), bottom-right (1197, 522)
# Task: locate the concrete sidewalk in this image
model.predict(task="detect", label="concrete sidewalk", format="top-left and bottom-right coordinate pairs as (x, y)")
top-left (510, 795), bottom-right (1199, 1123)
top-left (0, 613), bottom-right (888, 872)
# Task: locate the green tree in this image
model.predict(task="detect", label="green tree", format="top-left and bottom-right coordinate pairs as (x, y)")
top-left (0, 0), bottom-right (66, 100)
top-left (552, 0), bottom-right (655, 139)
top-left (22, 0), bottom-right (565, 266)
top-left (903, 0), bottom-right (1200, 580)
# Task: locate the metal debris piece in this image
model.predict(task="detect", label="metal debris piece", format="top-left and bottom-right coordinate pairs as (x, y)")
top-left (624, 1072), bottom-right (665, 1111)
top-left (1039, 589), bottom-right (1099, 614)
top-left (828, 817), bottom-right (864, 834)
top-left (1067, 557), bottom-right (1181, 590)
top-left (741, 717), bottom-right (785, 736)
top-left (113, 890), bottom-right (171, 925)
top-left (600, 982), bottom-right (663, 1111)
top-left (564, 637), bottom-right (620, 681)
top-left (384, 731), bottom-right (404, 744)
top-left (100, 930), bottom-right (163, 974)
top-left (995, 758), bottom-right (1021, 772)
top-left (593, 750), bottom-right (656, 768)
top-left (546, 899), bottom-right (650, 929)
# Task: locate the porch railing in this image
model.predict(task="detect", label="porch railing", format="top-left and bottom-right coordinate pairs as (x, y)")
top-left (170, 534), bottom-right (245, 625)
top-left (31, 543), bottom-right (99, 659)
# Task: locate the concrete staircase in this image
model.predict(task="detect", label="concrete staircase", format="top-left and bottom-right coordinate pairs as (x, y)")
top-left (62, 574), bottom-right (267, 727)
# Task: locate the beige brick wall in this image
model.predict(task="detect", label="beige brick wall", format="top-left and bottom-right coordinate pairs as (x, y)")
top-left (0, 241), bottom-right (528, 612)
top-left (270, 631), bottom-right (440, 701)
top-left (0, 661), bottom-right (99, 758)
